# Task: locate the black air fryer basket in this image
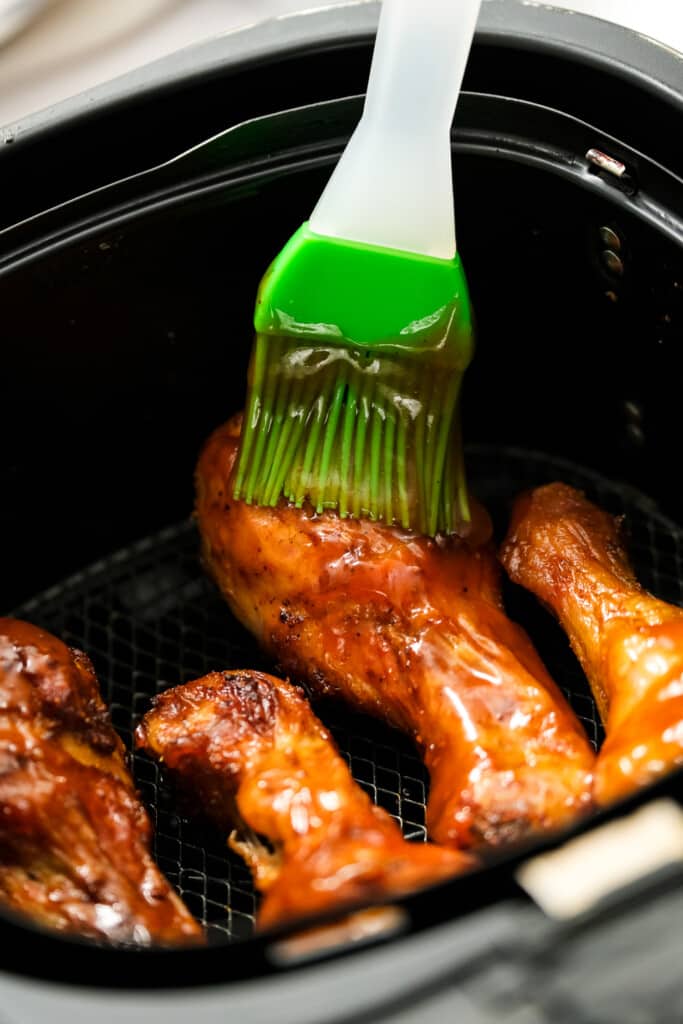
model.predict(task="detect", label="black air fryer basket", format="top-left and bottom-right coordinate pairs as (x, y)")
top-left (0, 3), bottom-right (682, 1022)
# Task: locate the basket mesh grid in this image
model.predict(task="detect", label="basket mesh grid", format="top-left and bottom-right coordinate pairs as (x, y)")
top-left (13, 447), bottom-right (683, 943)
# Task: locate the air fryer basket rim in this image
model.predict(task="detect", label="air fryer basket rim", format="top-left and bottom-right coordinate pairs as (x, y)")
top-left (1, 89), bottom-right (680, 275)
top-left (0, 0), bottom-right (681, 231)
top-left (0, 0), bottom-right (682, 998)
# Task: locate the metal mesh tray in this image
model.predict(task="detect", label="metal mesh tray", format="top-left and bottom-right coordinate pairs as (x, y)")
top-left (13, 446), bottom-right (683, 943)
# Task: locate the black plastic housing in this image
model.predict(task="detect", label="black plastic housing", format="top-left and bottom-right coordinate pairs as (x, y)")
top-left (0, 1), bottom-right (681, 1011)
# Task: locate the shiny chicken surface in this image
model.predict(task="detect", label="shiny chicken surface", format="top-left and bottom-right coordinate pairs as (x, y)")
top-left (0, 618), bottom-right (201, 944)
top-left (501, 483), bottom-right (683, 804)
top-left (136, 670), bottom-right (473, 929)
top-left (195, 418), bottom-right (595, 850)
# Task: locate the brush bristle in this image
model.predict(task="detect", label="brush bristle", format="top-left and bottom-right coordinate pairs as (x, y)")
top-left (233, 334), bottom-right (470, 536)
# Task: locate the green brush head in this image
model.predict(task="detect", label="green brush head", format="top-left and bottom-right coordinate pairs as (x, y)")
top-left (233, 222), bottom-right (474, 537)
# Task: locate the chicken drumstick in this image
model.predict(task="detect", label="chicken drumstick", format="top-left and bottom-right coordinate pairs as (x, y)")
top-left (500, 482), bottom-right (683, 804)
top-left (136, 670), bottom-right (473, 929)
top-left (195, 418), bottom-right (595, 850)
top-left (0, 618), bottom-right (201, 944)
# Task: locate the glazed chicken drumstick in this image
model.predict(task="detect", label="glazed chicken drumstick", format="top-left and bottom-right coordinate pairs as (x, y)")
top-left (137, 670), bottom-right (473, 929)
top-left (0, 618), bottom-right (201, 944)
top-left (195, 418), bottom-right (595, 850)
top-left (501, 483), bottom-right (683, 805)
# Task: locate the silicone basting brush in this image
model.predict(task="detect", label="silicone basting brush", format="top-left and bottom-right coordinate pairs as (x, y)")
top-left (233, 0), bottom-right (481, 536)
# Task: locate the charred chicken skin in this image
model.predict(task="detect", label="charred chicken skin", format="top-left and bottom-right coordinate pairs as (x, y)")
top-left (195, 418), bottom-right (595, 850)
top-left (137, 670), bottom-right (473, 928)
top-left (500, 483), bottom-right (683, 805)
top-left (0, 618), bottom-right (201, 944)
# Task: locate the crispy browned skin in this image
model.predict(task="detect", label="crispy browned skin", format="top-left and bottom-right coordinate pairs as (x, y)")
top-left (195, 418), bottom-right (595, 850)
top-left (0, 618), bottom-right (202, 944)
top-left (136, 670), bottom-right (473, 929)
top-left (500, 483), bottom-right (683, 805)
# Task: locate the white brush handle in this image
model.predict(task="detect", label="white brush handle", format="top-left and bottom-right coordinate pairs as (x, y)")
top-left (309, 0), bottom-right (481, 260)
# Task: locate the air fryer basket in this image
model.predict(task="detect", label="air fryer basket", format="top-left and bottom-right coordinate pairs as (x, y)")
top-left (13, 447), bottom-right (682, 943)
top-left (0, 18), bottom-right (682, 999)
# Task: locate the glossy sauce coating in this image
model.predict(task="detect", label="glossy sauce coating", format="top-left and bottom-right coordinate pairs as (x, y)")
top-left (195, 418), bottom-right (595, 850)
top-left (500, 483), bottom-right (683, 804)
top-left (137, 670), bottom-right (473, 929)
top-left (0, 618), bottom-right (201, 944)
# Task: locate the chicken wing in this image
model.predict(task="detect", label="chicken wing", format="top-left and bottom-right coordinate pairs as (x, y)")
top-left (195, 418), bottom-right (595, 850)
top-left (500, 483), bottom-right (683, 804)
top-left (0, 618), bottom-right (201, 944)
top-left (136, 670), bottom-right (473, 929)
